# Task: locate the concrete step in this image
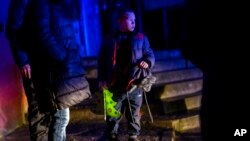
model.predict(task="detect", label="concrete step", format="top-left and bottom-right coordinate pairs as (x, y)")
top-left (152, 58), bottom-right (193, 73)
top-left (82, 50), bottom-right (198, 79)
top-left (84, 58), bottom-right (197, 79)
top-left (82, 49), bottom-right (184, 67)
top-left (152, 79), bottom-right (202, 102)
top-left (171, 115), bottom-right (200, 133)
top-left (185, 95), bottom-right (201, 111)
top-left (153, 68), bottom-right (203, 86)
top-left (140, 94), bottom-right (201, 120)
top-left (83, 60), bottom-right (197, 79)
top-left (150, 83), bottom-right (201, 115)
top-left (154, 49), bottom-right (182, 60)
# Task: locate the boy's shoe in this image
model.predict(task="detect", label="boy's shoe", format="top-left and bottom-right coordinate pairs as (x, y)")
top-left (128, 135), bottom-right (139, 141)
top-left (107, 134), bottom-right (119, 141)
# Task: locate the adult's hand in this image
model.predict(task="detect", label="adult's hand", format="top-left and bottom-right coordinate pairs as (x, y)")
top-left (20, 64), bottom-right (31, 79)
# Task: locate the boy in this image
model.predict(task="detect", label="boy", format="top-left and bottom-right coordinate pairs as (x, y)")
top-left (98, 9), bottom-right (155, 141)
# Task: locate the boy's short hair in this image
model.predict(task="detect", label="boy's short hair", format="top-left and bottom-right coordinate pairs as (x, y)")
top-left (116, 8), bottom-right (134, 20)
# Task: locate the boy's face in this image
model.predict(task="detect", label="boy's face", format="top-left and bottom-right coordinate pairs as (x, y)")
top-left (118, 12), bottom-right (136, 32)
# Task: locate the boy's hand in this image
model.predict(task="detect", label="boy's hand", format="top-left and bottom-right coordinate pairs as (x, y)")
top-left (99, 81), bottom-right (108, 90)
top-left (139, 61), bottom-right (149, 69)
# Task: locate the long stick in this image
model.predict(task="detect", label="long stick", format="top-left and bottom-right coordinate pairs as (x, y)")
top-left (126, 91), bottom-right (135, 124)
top-left (103, 90), bottom-right (107, 121)
top-left (143, 91), bottom-right (154, 123)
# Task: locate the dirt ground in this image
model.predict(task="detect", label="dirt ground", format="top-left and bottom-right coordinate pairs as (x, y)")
top-left (1, 103), bottom-right (201, 141)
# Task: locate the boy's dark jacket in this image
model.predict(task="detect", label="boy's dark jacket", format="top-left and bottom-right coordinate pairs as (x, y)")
top-left (98, 31), bottom-right (155, 92)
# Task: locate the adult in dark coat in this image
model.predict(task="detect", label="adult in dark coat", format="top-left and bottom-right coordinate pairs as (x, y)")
top-left (7, 0), bottom-right (91, 140)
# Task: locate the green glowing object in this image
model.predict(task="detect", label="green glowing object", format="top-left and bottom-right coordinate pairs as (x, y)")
top-left (103, 88), bottom-right (121, 118)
